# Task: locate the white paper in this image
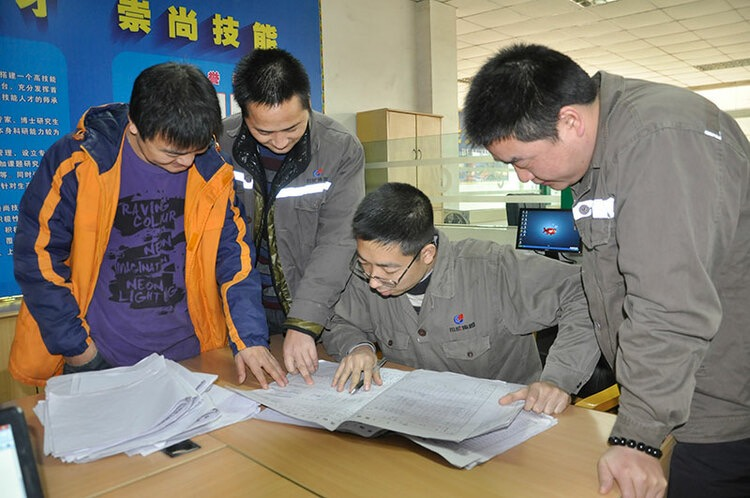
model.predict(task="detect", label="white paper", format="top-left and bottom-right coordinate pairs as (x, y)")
top-left (239, 360), bottom-right (525, 442)
top-left (34, 354), bottom-right (258, 463)
top-left (405, 410), bottom-right (558, 469)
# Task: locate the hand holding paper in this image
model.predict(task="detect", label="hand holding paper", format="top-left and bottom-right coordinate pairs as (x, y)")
top-left (499, 380), bottom-right (571, 415)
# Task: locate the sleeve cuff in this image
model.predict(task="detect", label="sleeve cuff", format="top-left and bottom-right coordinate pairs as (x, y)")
top-left (347, 342), bottom-right (376, 355)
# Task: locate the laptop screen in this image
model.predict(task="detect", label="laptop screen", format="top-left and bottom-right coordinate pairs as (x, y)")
top-left (515, 208), bottom-right (582, 254)
top-left (0, 407), bottom-right (43, 498)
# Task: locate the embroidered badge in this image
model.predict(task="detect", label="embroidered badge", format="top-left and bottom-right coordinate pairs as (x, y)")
top-left (449, 313), bottom-right (476, 333)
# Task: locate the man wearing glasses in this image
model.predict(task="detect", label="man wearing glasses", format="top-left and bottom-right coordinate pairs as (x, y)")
top-left (323, 183), bottom-right (600, 416)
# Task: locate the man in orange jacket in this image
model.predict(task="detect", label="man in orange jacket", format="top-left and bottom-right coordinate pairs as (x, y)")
top-left (10, 62), bottom-right (287, 389)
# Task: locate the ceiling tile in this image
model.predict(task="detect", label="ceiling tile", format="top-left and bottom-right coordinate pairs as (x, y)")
top-left (452, 0), bottom-right (750, 109)
top-left (586, 0), bottom-right (659, 19)
top-left (508, 0), bottom-right (580, 17)
top-left (663, 0), bottom-right (735, 20)
top-left (608, 9), bottom-right (672, 29)
top-left (446, 0), bottom-right (503, 17)
top-left (457, 18), bottom-right (486, 35)
top-left (457, 45), bottom-right (495, 58)
top-left (460, 28), bottom-right (512, 44)
top-left (695, 23), bottom-right (750, 42)
top-left (626, 21), bottom-right (686, 38)
top-left (680, 11), bottom-right (746, 30)
top-left (463, 8), bottom-right (528, 28)
top-left (650, 0), bottom-right (692, 6)
top-left (582, 29), bottom-right (638, 45)
top-left (648, 30), bottom-right (700, 47)
top-left (656, 39), bottom-right (711, 54)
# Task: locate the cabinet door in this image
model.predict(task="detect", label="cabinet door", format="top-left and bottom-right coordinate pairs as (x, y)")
top-left (385, 111), bottom-right (418, 185)
top-left (415, 114), bottom-right (441, 160)
top-left (415, 114), bottom-right (443, 221)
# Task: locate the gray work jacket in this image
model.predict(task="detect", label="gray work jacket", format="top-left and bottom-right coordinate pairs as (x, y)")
top-left (572, 72), bottom-right (750, 448)
top-left (219, 112), bottom-right (365, 337)
top-left (323, 231), bottom-right (600, 393)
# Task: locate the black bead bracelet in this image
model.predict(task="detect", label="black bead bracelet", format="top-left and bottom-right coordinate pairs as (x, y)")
top-left (607, 436), bottom-right (663, 459)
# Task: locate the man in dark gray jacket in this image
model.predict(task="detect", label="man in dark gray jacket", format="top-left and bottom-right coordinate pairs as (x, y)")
top-left (324, 183), bottom-right (600, 416)
top-left (463, 43), bottom-right (750, 498)
top-left (219, 49), bottom-right (365, 384)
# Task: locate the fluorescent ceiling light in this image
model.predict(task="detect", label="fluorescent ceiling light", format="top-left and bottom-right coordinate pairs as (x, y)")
top-left (569, 0), bottom-right (621, 7)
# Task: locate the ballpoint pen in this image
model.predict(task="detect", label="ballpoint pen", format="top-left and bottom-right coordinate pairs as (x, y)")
top-left (349, 357), bottom-right (387, 395)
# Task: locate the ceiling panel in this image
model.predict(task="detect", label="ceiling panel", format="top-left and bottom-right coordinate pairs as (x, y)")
top-left (437, 0), bottom-right (750, 109)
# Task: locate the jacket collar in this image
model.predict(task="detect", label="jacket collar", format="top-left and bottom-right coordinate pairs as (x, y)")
top-left (77, 103), bottom-right (130, 175)
top-left (420, 229), bottom-right (455, 300)
top-left (232, 115), bottom-right (312, 198)
top-left (573, 72), bottom-right (620, 198)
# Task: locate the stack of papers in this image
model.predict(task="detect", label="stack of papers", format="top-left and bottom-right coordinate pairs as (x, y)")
top-left (237, 361), bottom-right (557, 468)
top-left (34, 354), bottom-right (260, 463)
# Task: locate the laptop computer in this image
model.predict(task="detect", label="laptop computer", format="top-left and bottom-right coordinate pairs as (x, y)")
top-left (0, 406), bottom-right (44, 498)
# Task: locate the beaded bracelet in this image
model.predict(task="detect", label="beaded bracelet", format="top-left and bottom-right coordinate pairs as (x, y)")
top-left (607, 436), bottom-right (663, 459)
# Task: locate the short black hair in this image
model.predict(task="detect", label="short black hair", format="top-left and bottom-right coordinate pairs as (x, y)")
top-left (352, 183), bottom-right (434, 256)
top-left (463, 43), bottom-right (597, 146)
top-left (129, 62), bottom-right (222, 150)
top-left (233, 48), bottom-right (311, 114)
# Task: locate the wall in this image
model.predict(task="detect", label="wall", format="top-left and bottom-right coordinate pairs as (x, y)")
top-left (320, 0), bottom-right (419, 133)
top-left (320, 0), bottom-right (459, 139)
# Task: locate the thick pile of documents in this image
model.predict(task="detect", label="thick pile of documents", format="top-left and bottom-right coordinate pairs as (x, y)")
top-left (34, 354), bottom-right (260, 463)
top-left (238, 361), bottom-right (557, 469)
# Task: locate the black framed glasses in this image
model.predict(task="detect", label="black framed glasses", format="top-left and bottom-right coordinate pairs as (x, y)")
top-left (349, 250), bottom-right (422, 289)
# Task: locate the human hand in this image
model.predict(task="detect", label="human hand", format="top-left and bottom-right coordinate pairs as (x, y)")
top-left (234, 346), bottom-right (288, 389)
top-left (282, 329), bottom-right (319, 385)
top-left (498, 381), bottom-right (571, 415)
top-left (332, 346), bottom-right (382, 393)
top-left (598, 445), bottom-right (666, 498)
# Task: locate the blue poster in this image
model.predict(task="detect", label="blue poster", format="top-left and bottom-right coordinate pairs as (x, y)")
top-left (0, 0), bottom-right (322, 297)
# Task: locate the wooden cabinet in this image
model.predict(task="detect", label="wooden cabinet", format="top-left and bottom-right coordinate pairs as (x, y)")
top-left (356, 108), bottom-right (443, 220)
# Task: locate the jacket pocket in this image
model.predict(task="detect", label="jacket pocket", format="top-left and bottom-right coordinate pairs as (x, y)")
top-left (577, 216), bottom-right (613, 249)
top-left (378, 331), bottom-right (411, 353)
top-left (293, 190), bottom-right (324, 211)
top-left (441, 335), bottom-right (491, 361)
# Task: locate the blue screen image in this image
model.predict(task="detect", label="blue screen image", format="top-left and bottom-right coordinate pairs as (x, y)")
top-left (516, 209), bottom-right (581, 253)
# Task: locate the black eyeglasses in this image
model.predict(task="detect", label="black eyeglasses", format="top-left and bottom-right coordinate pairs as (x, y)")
top-left (350, 235), bottom-right (438, 289)
top-left (349, 249), bottom-right (422, 289)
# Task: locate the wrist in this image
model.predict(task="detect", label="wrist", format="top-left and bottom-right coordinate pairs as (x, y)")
top-left (607, 436), bottom-right (663, 459)
top-left (65, 343), bottom-right (97, 366)
top-left (347, 342), bottom-right (376, 355)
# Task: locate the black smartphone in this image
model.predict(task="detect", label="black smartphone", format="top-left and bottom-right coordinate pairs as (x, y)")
top-left (161, 439), bottom-right (201, 457)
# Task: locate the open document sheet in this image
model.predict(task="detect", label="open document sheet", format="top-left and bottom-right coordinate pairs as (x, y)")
top-left (33, 354), bottom-right (260, 463)
top-left (237, 360), bottom-right (525, 442)
top-left (240, 360), bottom-right (558, 468)
top-left (405, 410), bottom-right (558, 469)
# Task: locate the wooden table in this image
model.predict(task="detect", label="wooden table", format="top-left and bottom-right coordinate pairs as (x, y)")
top-left (6, 337), bottom-right (651, 497)
top-left (183, 342), bottom-right (623, 498)
top-left (7, 394), bottom-right (316, 498)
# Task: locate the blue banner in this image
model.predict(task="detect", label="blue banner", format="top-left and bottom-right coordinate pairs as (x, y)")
top-left (0, 0), bottom-right (322, 297)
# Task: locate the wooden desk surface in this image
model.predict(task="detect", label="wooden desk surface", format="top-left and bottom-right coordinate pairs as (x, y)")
top-left (98, 447), bottom-right (317, 498)
top-left (9, 336), bottom-right (628, 497)
top-left (183, 340), bottom-right (621, 498)
top-left (8, 394), bottom-right (230, 498)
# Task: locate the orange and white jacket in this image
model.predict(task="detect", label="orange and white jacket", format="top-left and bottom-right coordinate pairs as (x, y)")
top-left (10, 103), bottom-right (269, 386)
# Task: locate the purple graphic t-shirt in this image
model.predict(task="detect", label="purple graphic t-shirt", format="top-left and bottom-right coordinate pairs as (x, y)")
top-left (86, 138), bottom-right (199, 366)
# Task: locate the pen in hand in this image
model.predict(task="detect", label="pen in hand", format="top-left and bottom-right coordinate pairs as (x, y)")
top-left (350, 357), bottom-right (387, 395)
